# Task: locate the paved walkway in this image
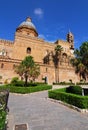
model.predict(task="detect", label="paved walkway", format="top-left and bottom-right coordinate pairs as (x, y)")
top-left (7, 91), bottom-right (88, 130)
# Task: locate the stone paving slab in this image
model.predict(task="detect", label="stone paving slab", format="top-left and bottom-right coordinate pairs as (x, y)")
top-left (7, 91), bottom-right (88, 130)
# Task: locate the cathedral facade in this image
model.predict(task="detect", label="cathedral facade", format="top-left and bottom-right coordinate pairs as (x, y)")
top-left (0, 17), bottom-right (79, 84)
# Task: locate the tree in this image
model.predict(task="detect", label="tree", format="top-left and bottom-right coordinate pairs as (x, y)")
top-left (29, 64), bottom-right (40, 82)
top-left (15, 64), bottom-right (25, 80)
top-left (54, 45), bottom-right (63, 83)
top-left (21, 56), bottom-right (35, 86)
top-left (80, 42), bottom-right (88, 56)
top-left (15, 56), bottom-right (40, 86)
top-left (54, 45), bottom-right (63, 67)
top-left (55, 45), bottom-right (63, 54)
top-left (71, 42), bottom-right (88, 81)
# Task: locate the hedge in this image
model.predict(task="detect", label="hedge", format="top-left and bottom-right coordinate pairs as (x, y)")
top-left (48, 88), bottom-right (88, 109)
top-left (53, 82), bottom-right (75, 85)
top-left (77, 82), bottom-right (88, 85)
top-left (66, 85), bottom-right (82, 95)
top-left (0, 85), bottom-right (52, 94)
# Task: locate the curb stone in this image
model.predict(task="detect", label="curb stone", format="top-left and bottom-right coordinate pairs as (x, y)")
top-left (47, 98), bottom-right (88, 113)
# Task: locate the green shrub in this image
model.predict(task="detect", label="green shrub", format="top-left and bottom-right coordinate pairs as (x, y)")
top-left (11, 77), bottom-right (19, 85)
top-left (27, 82), bottom-right (37, 87)
top-left (66, 85), bottom-right (82, 95)
top-left (76, 82), bottom-right (88, 85)
top-left (12, 80), bottom-right (24, 87)
top-left (48, 88), bottom-right (88, 109)
top-left (35, 82), bottom-right (47, 85)
top-left (0, 84), bottom-right (52, 94)
top-left (53, 82), bottom-right (75, 85)
top-left (11, 79), bottom-right (45, 87)
top-left (0, 110), bottom-right (6, 130)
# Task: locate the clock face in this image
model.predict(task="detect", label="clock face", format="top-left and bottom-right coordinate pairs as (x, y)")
top-left (70, 49), bottom-right (74, 54)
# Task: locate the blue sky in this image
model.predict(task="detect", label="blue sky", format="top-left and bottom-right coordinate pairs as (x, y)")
top-left (0, 0), bottom-right (88, 48)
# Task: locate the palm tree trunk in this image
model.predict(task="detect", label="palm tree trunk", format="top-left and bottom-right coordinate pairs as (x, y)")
top-left (55, 67), bottom-right (59, 83)
top-left (24, 72), bottom-right (28, 86)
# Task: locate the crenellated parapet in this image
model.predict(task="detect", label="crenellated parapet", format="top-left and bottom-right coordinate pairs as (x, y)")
top-left (0, 39), bottom-right (14, 46)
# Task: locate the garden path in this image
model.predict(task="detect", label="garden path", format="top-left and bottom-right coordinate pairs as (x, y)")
top-left (7, 91), bottom-right (88, 130)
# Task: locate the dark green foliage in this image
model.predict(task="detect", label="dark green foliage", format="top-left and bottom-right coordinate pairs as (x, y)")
top-left (11, 77), bottom-right (19, 85)
top-left (35, 82), bottom-right (47, 85)
top-left (22, 56), bottom-right (34, 68)
top-left (14, 80), bottom-right (24, 87)
top-left (66, 85), bottom-right (82, 95)
top-left (11, 80), bottom-right (24, 87)
top-left (48, 88), bottom-right (88, 109)
top-left (84, 89), bottom-right (88, 96)
top-left (15, 56), bottom-right (40, 86)
top-left (11, 79), bottom-right (48, 87)
top-left (71, 42), bottom-right (88, 81)
top-left (11, 78), bottom-right (38, 87)
top-left (27, 82), bottom-right (37, 87)
top-left (76, 82), bottom-right (88, 85)
top-left (53, 82), bottom-right (75, 85)
top-left (0, 110), bottom-right (6, 130)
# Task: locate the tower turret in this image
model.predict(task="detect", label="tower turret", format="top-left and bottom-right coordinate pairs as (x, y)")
top-left (67, 30), bottom-right (74, 49)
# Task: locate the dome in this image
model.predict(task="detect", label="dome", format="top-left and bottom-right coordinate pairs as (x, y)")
top-left (18, 17), bottom-right (36, 31)
top-left (16, 17), bottom-right (38, 37)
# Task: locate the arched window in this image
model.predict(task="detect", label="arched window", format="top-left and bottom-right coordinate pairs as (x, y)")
top-left (1, 63), bottom-right (4, 68)
top-left (26, 47), bottom-right (31, 54)
top-left (62, 53), bottom-right (67, 58)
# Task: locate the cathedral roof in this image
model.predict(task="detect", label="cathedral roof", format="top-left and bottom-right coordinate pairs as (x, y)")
top-left (18, 17), bottom-right (37, 31)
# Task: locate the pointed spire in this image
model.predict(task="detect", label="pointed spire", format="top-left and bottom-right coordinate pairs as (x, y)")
top-left (69, 29), bottom-right (71, 33)
top-left (68, 29), bottom-right (73, 35)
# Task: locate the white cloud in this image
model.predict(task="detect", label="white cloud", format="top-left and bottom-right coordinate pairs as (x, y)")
top-left (38, 34), bottom-right (55, 43)
top-left (34, 8), bottom-right (43, 17)
top-left (38, 34), bottom-right (45, 39)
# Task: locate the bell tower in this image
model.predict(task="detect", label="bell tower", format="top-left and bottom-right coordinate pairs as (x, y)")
top-left (67, 30), bottom-right (74, 49)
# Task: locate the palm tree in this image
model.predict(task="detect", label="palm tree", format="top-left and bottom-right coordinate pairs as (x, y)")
top-left (54, 45), bottom-right (63, 67)
top-left (15, 64), bottom-right (25, 80)
top-left (15, 56), bottom-right (40, 86)
top-left (21, 56), bottom-right (35, 86)
top-left (54, 45), bottom-right (63, 83)
top-left (55, 45), bottom-right (63, 54)
top-left (29, 64), bottom-right (40, 82)
top-left (77, 63), bottom-right (85, 81)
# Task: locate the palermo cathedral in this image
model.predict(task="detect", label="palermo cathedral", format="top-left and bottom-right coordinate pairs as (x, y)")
top-left (0, 17), bottom-right (79, 84)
